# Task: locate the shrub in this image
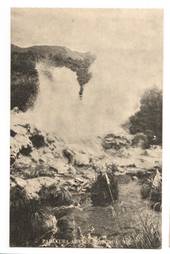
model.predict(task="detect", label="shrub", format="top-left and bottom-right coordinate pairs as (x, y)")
top-left (91, 172), bottom-right (119, 206)
top-left (128, 88), bottom-right (162, 145)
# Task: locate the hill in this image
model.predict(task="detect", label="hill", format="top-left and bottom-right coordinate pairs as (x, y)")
top-left (11, 44), bottom-right (95, 111)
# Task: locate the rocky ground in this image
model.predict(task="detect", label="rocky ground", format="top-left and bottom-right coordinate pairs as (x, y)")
top-left (10, 111), bottom-right (162, 248)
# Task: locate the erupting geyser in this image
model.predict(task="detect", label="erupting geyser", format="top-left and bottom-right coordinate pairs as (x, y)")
top-left (11, 44), bottom-right (161, 140)
top-left (11, 44), bottom-right (96, 110)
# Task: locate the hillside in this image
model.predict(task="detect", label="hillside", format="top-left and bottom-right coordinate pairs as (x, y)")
top-left (11, 44), bottom-right (95, 111)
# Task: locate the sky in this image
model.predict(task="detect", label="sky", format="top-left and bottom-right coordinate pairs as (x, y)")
top-left (11, 8), bottom-right (162, 52)
top-left (11, 9), bottom-right (163, 139)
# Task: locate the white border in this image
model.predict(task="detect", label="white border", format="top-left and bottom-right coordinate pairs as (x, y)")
top-left (0, 0), bottom-right (169, 253)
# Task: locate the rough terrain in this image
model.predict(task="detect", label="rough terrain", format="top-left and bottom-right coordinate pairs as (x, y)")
top-left (10, 110), bottom-right (162, 247)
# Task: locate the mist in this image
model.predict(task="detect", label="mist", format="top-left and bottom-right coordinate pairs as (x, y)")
top-left (14, 49), bottom-right (160, 142)
top-left (11, 9), bottom-right (162, 142)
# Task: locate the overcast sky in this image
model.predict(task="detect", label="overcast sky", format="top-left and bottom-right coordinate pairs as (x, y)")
top-left (12, 8), bottom-right (162, 51)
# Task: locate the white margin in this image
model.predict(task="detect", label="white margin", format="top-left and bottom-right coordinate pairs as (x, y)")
top-left (0, 0), bottom-right (169, 253)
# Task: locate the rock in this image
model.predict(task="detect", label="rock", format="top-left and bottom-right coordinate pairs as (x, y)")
top-left (74, 152), bottom-right (90, 167)
top-left (131, 176), bottom-right (138, 181)
top-left (91, 172), bottom-right (119, 206)
top-left (67, 165), bottom-right (76, 175)
top-left (53, 205), bottom-right (82, 219)
top-left (80, 169), bottom-right (96, 181)
top-left (115, 173), bottom-right (132, 184)
top-left (10, 143), bottom-right (19, 165)
top-left (16, 135), bottom-right (32, 152)
top-left (46, 133), bottom-right (56, 144)
top-left (102, 133), bottom-right (130, 150)
top-left (12, 106), bottom-right (20, 113)
top-left (11, 156), bottom-right (34, 177)
top-left (52, 159), bottom-right (76, 176)
top-left (132, 133), bottom-right (149, 149)
top-left (31, 149), bottom-right (40, 162)
top-left (10, 132), bottom-right (33, 164)
top-left (63, 148), bottom-right (75, 163)
top-left (10, 176), bottom-right (40, 246)
top-left (141, 181), bottom-right (152, 199)
top-left (10, 129), bottom-right (17, 137)
top-left (11, 201), bottom-right (57, 246)
top-left (32, 147), bottom-right (57, 164)
top-left (140, 167), bottom-right (162, 211)
top-left (11, 176), bottom-right (59, 203)
top-left (57, 215), bottom-right (77, 241)
top-left (126, 168), bottom-right (153, 179)
top-left (20, 144), bottom-right (32, 156)
top-left (31, 210), bottom-right (57, 240)
top-left (10, 176), bottom-right (64, 246)
top-left (39, 185), bottom-right (73, 207)
top-left (63, 147), bottom-right (91, 168)
top-left (29, 128), bottom-right (46, 148)
top-left (150, 168), bottom-right (162, 211)
top-left (11, 124), bottom-right (29, 136)
top-left (28, 165), bottom-right (57, 178)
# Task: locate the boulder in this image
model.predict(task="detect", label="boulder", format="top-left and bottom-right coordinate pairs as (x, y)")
top-left (53, 204), bottom-right (82, 219)
top-left (63, 147), bottom-right (91, 168)
top-left (31, 210), bottom-right (57, 241)
top-left (27, 165), bottom-right (58, 178)
top-left (57, 215), bottom-right (78, 241)
top-left (10, 176), bottom-right (65, 246)
top-left (11, 156), bottom-right (34, 177)
top-left (39, 185), bottom-right (73, 207)
top-left (11, 124), bottom-right (29, 136)
top-left (132, 133), bottom-right (149, 149)
top-left (62, 148), bottom-right (75, 164)
top-left (10, 133), bottom-right (33, 164)
top-left (141, 181), bottom-right (152, 199)
top-left (29, 128), bottom-right (47, 148)
top-left (140, 167), bottom-right (162, 211)
top-left (74, 152), bottom-right (90, 167)
top-left (126, 167), bottom-right (153, 179)
top-left (91, 172), bottom-right (119, 206)
top-left (48, 159), bottom-right (76, 176)
top-left (11, 206), bottom-right (57, 246)
top-left (11, 176), bottom-right (60, 204)
top-left (102, 134), bottom-right (130, 150)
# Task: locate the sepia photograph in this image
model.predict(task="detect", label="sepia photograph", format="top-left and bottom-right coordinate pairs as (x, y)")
top-left (10, 8), bottom-right (162, 248)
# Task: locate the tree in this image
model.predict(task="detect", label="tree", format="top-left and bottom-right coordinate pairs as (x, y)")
top-left (128, 87), bottom-right (162, 145)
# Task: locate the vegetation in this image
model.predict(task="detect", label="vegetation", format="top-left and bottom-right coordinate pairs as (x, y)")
top-left (11, 44), bottom-right (95, 111)
top-left (128, 88), bottom-right (162, 145)
top-left (39, 209), bottom-right (161, 249)
top-left (11, 51), bottom-right (39, 111)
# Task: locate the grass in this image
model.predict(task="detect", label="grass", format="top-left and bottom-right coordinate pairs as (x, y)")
top-left (11, 175), bottom-right (161, 248)
top-left (39, 206), bottom-right (161, 248)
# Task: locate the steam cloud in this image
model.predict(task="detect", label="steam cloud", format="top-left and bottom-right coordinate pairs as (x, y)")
top-left (11, 9), bottom-right (162, 143)
top-left (13, 50), bottom-right (161, 143)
